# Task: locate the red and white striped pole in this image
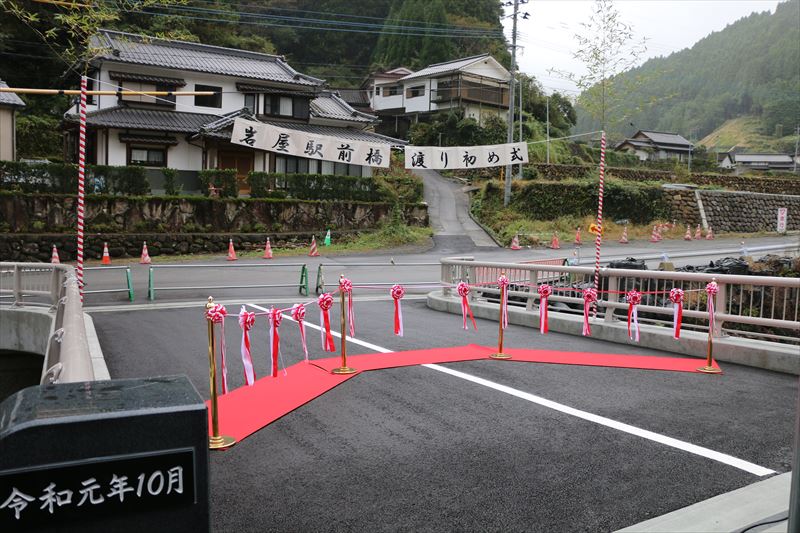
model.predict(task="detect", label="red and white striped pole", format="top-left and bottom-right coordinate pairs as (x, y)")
top-left (76, 75), bottom-right (88, 300)
top-left (592, 131), bottom-right (606, 305)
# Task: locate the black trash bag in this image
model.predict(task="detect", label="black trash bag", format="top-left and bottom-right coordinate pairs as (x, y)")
top-left (703, 257), bottom-right (749, 275)
top-left (608, 257), bottom-right (648, 271)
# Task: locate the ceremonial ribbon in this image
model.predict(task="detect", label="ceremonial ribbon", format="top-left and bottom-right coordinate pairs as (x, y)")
top-left (669, 288), bottom-right (684, 339)
top-left (339, 277), bottom-right (355, 337)
top-left (626, 290), bottom-right (642, 342)
top-left (582, 288), bottom-right (598, 336)
top-left (706, 281), bottom-right (718, 334)
top-left (457, 282), bottom-right (477, 330)
top-left (498, 275), bottom-right (510, 330)
top-left (318, 293), bottom-right (336, 352)
top-left (238, 306), bottom-right (256, 386)
top-left (537, 284), bottom-right (552, 334)
top-left (206, 304), bottom-right (229, 394)
top-left (391, 284), bottom-right (405, 336)
top-left (268, 307), bottom-right (282, 377)
top-left (292, 303), bottom-right (309, 362)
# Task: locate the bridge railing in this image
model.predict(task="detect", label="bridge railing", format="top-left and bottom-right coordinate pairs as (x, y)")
top-left (439, 257), bottom-right (800, 343)
top-left (0, 262), bottom-right (94, 383)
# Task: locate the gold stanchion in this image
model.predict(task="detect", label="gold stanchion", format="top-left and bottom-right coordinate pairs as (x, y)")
top-left (490, 272), bottom-right (512, 360)
top-left (206, 297), bottom-right (236, 450)
top-left (332, 275), bottom-right (357, 374)
top-left (698, 279), bottom-right (721, 374)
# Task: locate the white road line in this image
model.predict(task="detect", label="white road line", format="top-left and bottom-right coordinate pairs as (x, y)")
top-left (250, 300), bottom-right (775, 478)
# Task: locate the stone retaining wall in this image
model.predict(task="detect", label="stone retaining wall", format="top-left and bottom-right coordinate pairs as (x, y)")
top-left (663, 190), bottom-right (702, 227)
top-left (698, 191), bottom-right (800, 233)
top-left (0, 231), bottom-right (367, 262)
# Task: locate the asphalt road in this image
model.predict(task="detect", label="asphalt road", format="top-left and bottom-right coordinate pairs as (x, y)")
top-left (91, 298), bottom-right (798, 532)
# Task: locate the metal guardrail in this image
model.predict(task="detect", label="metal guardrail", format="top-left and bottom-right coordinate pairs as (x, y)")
top-left (314, 261), bottom-right (443, 294)
top-left (147, 263), bottom-right (309, 300)
top-left (84, 265), bottom-right (134, 302)
top-left (440, 257), bottom-right (800, 343)
top-left (0, 262), bottom-right (94, 383)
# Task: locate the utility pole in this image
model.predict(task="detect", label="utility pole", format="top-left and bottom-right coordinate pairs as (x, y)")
top-left (793, 125), bottom-right (799, 173)
top-left (546, 96), bottom-right (550, 164)
top-left (503, 0), bottom-right (519, 207)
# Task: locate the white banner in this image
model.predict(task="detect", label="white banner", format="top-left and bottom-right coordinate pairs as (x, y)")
top-left (231, 118), bottom-right (391, 168)
top-left (404, 142), bottom-right (528, 170)
top-left (777, 207), bottom-right (788, 233)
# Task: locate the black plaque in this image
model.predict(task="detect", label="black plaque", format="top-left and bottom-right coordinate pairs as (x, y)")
top-left (0, 448), bottom-right (195, 531)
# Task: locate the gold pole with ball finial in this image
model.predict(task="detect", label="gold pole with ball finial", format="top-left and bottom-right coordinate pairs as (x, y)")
top-left (697, 279), bottom-right (722, 374)
top-left (490, 272), bottom-right (512, 360)
top-left (206, 296), bottom-right (236, 449)
top-left (332, 275), bottom-right (357, 375)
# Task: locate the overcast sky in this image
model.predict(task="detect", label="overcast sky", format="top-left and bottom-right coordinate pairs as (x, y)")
top-left (502, 0), bottom-right (782, 95)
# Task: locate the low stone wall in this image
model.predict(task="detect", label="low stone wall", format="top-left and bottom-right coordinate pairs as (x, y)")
top-left (663, 190), bottom-right (702, 227)
top-left (0, 231), bottom-right (372, 262)
top-left (698, 191), bottom-right (800, 233)
top-left (0, 193), bottom-right (428, 234)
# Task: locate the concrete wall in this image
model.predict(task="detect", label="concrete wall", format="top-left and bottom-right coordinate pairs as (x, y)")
top-left (0, 307), bottom-right (53, 357)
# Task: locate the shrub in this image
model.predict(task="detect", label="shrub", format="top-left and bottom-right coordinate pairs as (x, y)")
top-left (248, 171), bottom-right (270, 198)
top-left (162, 168), bottom-right (179, 196)
top-left (199, 169), bottom-right (238, 198)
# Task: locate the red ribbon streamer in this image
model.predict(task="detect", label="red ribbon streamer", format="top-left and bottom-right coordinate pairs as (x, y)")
top-left (318, 293), bottom-right (336, 352)
top-left (391, 284), bottom-right (405, 336)
top-left (498, 275), bottom-right (509, 330)
top-left (626, 290), bottom-right (642, 342)
top-left (340, 277), bottom-right (355, 337)
top-left (292, 304), bottom-right (308, 362)
top-left (669, 288), bottom-right (684, 339)
top-left (457, 282), bottom-right (477, 331)
top-left (268, 307), bottom-right (282, 377)
top-left (706, 282), bottom-right (718, 334)
top-left (582, 288), bottom-right (597, 336)
top-left (206, 304), bottom-right (229, 394)
top-left (238, 307), bottom-right (257, 386)
top-left (538, 284), bottom-right (552, 334)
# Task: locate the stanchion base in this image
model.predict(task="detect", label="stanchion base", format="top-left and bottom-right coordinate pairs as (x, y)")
top-left (209, 434), bottom-right (236, 450)
top-left (332, 366), bottom-right (358, 375)
top-left (696, 365), bottom-right (722, 374)
top-left (489, 352), bottom-right (512, 360)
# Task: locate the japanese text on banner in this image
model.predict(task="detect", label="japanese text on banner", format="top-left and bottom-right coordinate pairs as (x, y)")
top-left (404, 142), bottom-right (528, 170)
top-left (231, 118), bottom-right (391, 168)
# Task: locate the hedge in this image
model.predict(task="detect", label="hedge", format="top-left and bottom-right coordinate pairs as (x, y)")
top-left (481, 179), bottom-right (669, 224)
top-left (248, 172), bottom-right (384, 201)
top-left (199, 168), bottom-right (238, 197)
top-left (0, 161), bottom-right (150, 195)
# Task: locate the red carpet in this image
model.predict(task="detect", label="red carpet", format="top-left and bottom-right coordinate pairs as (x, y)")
top-left (207, 345), bottom-right (720, 442)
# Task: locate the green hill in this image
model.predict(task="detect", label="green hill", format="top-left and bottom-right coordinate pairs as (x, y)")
top-left (699, 116), bottom-right (799, 153)
top-left (575, 0), bottom-right (800, 142)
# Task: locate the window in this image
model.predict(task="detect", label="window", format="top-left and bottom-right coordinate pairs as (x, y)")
top-left (292, 98), bottom-right (309, 120)
top-left (129, 146), bottom-right (167, 167)
top-left (244, 93), bottom-right (257, 113)
top-left (264, 95), bottom-right (292, 117)
top-left (120, 81), bottom-right (157, 104)
top-left (279, 96), bottom-right (293, 116)
top-left (194, 84), bottom-right (222, 108)
top-left (385, 85), bottom-right (401, 96)
top-left (407, 85), bottom-right (425, 98)
top-left (86, 76), bottom-right (95, 105)
top-left (374, 86), bottom-right (380, 96)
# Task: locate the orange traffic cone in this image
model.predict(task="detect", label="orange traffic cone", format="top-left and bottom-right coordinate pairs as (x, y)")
top-left (101, 242), bottom-right (111, 265)
top-left (684, 225), bottom-right (692, 241)
top-left (50, 244), bottom-right (60, 264)
top-left (308, 236), bottom-right (320, 257)
top-left (226, 238), bottom-right (238, 261)
top-left (140, 241), bottom-right (151, 264)
top-left (263, 238), bottom-right (273, 259)
top-left (619, 225), bottom-right (629, 244)
top-left (510, 234), bottom-right (521, 250)
top-left (574, 227), bottom-right (582, 245)
top-left (550, 232), bottom-right (561, 249)
top-left (694, 225), bottom-right (702, 240)
top-left (649, 226), bottom-right (660, 243)
top-left (705, 227), bottom-right (714, 240)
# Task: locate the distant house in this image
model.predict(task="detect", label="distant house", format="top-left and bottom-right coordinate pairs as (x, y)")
top-left (0, 78), bottom-right (25, 161)
top-left (365, 55), bottom-right (511, 136)
top-left (718, 152), bottom-right (795, 172)
top-left (615, 130), bottom-right (693, 162)
top-left (62, 30), bottom-right (402, 194)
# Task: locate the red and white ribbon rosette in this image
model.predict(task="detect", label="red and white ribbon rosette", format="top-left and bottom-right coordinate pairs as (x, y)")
top-left (498, 274), bottom-right (510, 330)
top-left (292, 303), bottom-right (309, 362)
top-left (318, 293), bottom-right (336, 352)
top-left (669, 288), bottom-right (684, 339)
top-left (457, 282), bottom-right (477, 331)
top-left (626, 290), bottom-right (642, 342)
top-left (268, 307), bottom-right (283, 377)
top-left (391, 284), bottom-right (405, 336)
top-left (706, 281), bottom-right (718, 334)
top-left (537, 284), bottom-right (552, 334)
top-left (238, 306), bottom-right (257, 386)
top-left (206, 304), bottom-right (229, 394)
top-left (339, 277), bottom-right (355, 337)
top-left (582, 288), bottom-right (598, 336)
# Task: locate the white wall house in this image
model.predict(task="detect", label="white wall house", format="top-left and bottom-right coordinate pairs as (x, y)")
top-left (615, 130), bottom-right (694, 162)
top-left (0, 78), bottom-right (25, 161)
top-left (366, 55), bottom-right (511, 136)
top-left (718, 152), bottom-right (796, 172)
top-left (64, 30), bottom-right (402, 194)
